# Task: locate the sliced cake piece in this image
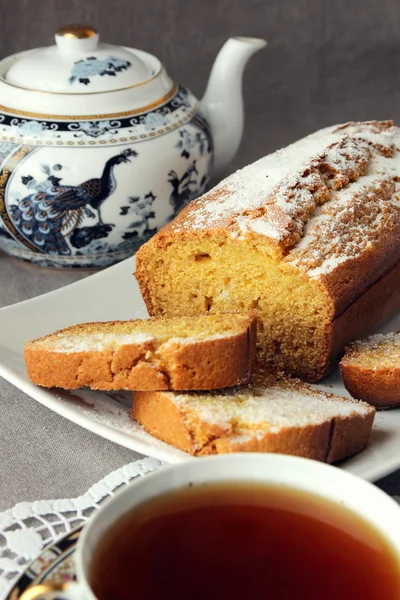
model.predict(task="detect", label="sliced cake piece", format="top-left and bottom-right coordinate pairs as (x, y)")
top-left (340, 332), bottom-right (400, 408)
top-left (132, 374), bottom-right (375, 461)
top-left (25, 314), bottom-right (256, 391)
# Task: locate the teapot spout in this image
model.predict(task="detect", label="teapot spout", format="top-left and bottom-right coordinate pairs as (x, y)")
top-left (200, 36), bottom-right (266, 177)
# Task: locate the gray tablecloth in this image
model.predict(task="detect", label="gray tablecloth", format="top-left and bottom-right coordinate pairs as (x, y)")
top-left (1, 252), bottom-right (400, 509)
top-left (0, 254), bottom-right (143, 511)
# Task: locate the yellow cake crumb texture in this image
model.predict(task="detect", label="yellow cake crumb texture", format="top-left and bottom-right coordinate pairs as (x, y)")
top-left (29, 314), bottom-right (252, 353)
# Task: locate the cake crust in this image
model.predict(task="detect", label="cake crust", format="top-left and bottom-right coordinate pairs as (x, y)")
top-left (341, 365), bottom-right (400, 409)
top-left (25, 315), bottom-right (256, 391)
top-left (318, 259), bottom-right (400, 379)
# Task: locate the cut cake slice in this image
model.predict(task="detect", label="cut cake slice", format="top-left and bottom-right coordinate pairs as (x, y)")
top-left (340, 332), bottom-right (400, 408)
top-left (25, 314), bottom-right (256, 391)
top-left (132, 374), bottom-right (375, 461)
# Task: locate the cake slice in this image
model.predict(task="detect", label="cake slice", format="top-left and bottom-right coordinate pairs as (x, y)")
top-left (340, 332), bottom-right (400, 408)
top-left (25, 314), bottom-right (256, 391)
top-left (132, 374), bottom-right (375, 461)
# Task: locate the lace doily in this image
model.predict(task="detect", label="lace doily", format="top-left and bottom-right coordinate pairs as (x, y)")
top-left (0, 456), bottom-right (164, 598)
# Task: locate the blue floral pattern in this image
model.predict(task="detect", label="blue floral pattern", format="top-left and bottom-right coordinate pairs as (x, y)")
top-left (9, 120), bottom-right (51, 139)
top-left (168, 160), bottom-right (208, 215)
top-left (141, 112), bottom-right (168, 131)
top-left (69, 56), bottom-right (132, 85)
top-left (176, 129), bottom-right (210, 159)
top-left (68, 121), bottom-right (120, 138)
top-left (0, 86), bottom-right (195, 146)
top-left (170, 88), bottom-right (191, 111)
top-left (0, 141), bottom-right (18, 163)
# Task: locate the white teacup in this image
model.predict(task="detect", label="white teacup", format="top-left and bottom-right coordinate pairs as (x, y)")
top-left (22, 453), bottom-right (400, 599)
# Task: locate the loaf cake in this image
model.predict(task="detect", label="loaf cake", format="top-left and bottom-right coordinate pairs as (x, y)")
top-left (25, 314), bottom-right (256, 391)
top-left (136, 120), bottom-right (400, 382)
top-left (132, 374), bottom-right (376, 461)
top-left (340, 332), bottom-right (400, 408)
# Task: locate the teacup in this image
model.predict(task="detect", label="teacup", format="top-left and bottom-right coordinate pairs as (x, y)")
top-left (21, 453), bottom-right (400, 599)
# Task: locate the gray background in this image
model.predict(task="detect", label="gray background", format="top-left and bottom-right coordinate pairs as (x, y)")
top-left (2, 0), bottom-right (400, 170)
top-left (0, 0), bottom-right (400, 509)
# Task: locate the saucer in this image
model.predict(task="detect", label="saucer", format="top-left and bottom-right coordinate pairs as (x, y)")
top-left (6, 527), bottom-right (82, 600)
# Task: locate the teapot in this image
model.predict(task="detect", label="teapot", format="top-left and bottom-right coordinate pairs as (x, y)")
top-left (0, 25), bottom-right (266, 268)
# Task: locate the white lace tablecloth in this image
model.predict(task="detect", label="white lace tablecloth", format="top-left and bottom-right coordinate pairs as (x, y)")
top-left (0, 456), bottom-right (164, 598)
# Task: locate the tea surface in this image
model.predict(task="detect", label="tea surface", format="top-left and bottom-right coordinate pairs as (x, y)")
top-left (90, 482), bottom-right (400, 600)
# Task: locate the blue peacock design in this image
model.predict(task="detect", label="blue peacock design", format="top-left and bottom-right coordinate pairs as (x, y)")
top-left (9, 148), bottom-right (137, 255)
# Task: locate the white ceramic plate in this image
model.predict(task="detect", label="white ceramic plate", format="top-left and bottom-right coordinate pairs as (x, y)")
top-left (0, 257), bottom-right (400, 481)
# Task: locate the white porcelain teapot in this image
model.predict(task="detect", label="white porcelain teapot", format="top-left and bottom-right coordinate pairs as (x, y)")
top-left (0, 25), bottom-right (266, 268)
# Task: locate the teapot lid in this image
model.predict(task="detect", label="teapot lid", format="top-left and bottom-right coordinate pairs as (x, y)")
top-left (3, 25), bottom-right (155, 93)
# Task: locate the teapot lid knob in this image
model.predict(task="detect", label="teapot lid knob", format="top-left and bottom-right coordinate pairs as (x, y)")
top-left (55, 24), bottom-right (99, 54)
top-left (57, 24), bottom-right (98, 39)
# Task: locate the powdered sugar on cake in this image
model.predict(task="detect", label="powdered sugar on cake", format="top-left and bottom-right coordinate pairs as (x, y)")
top-left (351, 332), bottom-right (400, 350)
top-left (186, 124), bottom-right (342, 235)
top-left (344, 332), bottom-right (400, 367)
top-left (288, 153), bottom-right (400, 276)
top-left (42, 330), bottom-right (239, 353)
top-left (180, 120), bottom-right (400, 276)
top-left (44, 332), bottom-right (156, 353)
top-left (168, 382), bottom-right (371, 432)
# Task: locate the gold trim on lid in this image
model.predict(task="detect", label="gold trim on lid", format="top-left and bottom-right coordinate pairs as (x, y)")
top-left (57, 24), bottom-right (98, 39)
top-left (0, 82), bottom-right (178, 120)
top-left (1, 62), bottom-right (163, 96)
